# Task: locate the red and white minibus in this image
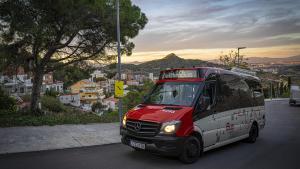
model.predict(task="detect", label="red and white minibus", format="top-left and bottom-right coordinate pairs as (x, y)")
top-left (121, 67), bottom-right (266, 163)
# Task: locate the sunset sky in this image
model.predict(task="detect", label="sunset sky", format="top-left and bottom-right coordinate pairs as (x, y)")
top-left (123, 0), bottom-right (300, 63)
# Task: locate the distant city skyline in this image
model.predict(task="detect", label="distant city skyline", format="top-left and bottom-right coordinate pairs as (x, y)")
top-left (125, 0), bottom-right (300, 63)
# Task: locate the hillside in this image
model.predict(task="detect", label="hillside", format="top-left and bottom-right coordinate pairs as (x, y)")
top-left (119, 53), bottom-right (220, 75)
top-left (245, 55), bottom-right (300, 64)
top-left (209, 55), bottom-right (300, 64)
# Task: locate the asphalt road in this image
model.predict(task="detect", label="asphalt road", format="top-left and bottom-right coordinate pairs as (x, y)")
top-left (1, 100), bottom-right (300, 169)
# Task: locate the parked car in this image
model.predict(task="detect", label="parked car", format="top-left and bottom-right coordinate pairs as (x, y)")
top-left (289, 85), bottom-right (300, 106)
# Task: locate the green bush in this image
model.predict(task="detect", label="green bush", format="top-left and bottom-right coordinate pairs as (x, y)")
top-left (45, 89), bottom-right (59, 97)
top-left (41, 95), bottom-right (65, 112)
top-left (0, 88), bottom-right (16, 114)
top-left (92, 102), bottom-right (107, 112)
top-left (0, 109), bottom-right (119, 127)
top-left (21, 94), bottom-right (31, 102)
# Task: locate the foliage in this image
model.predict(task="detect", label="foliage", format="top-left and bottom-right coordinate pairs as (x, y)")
top-left (0, 109), bottom-right (119, 127)
top-left (0, 88), bottom-right (17, 113)
top-left (219, 50), bottom-right (248, 68)
top-left (45, 89), bottom-right (59, 97)
top-left (41, 95), bottom-right (65, 113)
top-left (106, 71), bottom-right (117, 79)
top-left (92, 102), bottom-right (107, 113)
top-left (257, 71), bottom-right (290, 98)
top-left (281, 91), bottom-right (290, 98)
top-left (0, 0), bottom-right (147, 112)
top-left (21, 94), bottom-right (31, 102)
top-left (278, 65), bottom-right (300, 79)
top-left (53, 64), bottom-right (92, 88)
top-left (122, 80), bottom-right (154, 112)
top-left (94, 77), bottom-right (106, 82)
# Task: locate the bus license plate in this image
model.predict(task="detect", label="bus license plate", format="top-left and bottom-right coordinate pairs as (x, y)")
top-left (129, 140), bottom-right (145, 149)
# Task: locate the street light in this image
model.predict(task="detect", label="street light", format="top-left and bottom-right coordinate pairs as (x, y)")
top-left (116, 0), bottom-right (122, 125)
top-left (237, 47), bottom-right (246, 67)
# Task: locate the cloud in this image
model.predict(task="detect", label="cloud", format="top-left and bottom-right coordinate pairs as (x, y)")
top-left (131, 0), bottom-right (300, 53)
top-left (122, 44), bottom-right (300, 63)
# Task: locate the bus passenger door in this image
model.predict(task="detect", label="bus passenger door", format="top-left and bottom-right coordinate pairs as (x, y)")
top-left (194, 81), bottom-right (218, 148)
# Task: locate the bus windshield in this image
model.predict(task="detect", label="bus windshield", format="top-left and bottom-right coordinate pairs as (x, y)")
top-left (144, 82), bottom-right (203, 106)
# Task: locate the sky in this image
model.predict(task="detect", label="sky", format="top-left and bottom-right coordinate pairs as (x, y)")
top-left (122, 0), bottom-right (300, 63)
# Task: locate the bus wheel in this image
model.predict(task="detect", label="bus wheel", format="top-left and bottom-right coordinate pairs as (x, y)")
top-left (179, 136), bottom-right (201, 164)
top-left (246, 123), bottom-right (258, 143)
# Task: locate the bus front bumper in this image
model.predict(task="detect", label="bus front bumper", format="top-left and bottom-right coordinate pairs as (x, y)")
top-left (120, 128), bottom-right (185, 156)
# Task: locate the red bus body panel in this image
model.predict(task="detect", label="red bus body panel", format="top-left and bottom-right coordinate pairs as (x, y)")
top-left (126, 105), bottom-right (195, 137)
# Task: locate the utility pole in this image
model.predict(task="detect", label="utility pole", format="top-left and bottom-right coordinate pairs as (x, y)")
top-left (116, 0), bottom-right (122, 125)
top-left (270, 82), bottom-right (273, 100)
top-left (237, 47), bottom-right (246, 67)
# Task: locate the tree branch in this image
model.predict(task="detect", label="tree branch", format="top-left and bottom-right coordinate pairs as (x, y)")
top-left (54, 32), bottom-right (78, 49)
top-left (44, 41), bottom-right (109, 73)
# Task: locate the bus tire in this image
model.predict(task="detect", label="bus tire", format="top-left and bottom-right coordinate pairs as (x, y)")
top-left (179, 136), bottom-right (201, 164)
top-left (246, 123), bottom-right (258, 143)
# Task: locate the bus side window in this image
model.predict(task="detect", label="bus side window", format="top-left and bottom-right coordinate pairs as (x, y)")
top-left (245, 79), bottom-right (264, 106)
top-left (237, 79), bottom-right (252, 108)
top-left (218, 74), bottom-right (240, 111)
top-left (204, 81), bottom-right (217, 107)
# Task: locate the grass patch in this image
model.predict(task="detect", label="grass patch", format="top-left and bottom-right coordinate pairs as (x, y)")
top-left (0, 109), bottom-right (119, 127)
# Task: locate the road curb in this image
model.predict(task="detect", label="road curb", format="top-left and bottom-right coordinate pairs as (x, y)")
top-left (0, 123), bottom-right (121, 155)
top-left (0, 142), bottom-right (122, 156)
top-left (264, 98), bottom-right (289, 102)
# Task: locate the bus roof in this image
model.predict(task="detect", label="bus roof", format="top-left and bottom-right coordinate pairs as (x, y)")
top-left (159, 67), bottom-right (261, 81)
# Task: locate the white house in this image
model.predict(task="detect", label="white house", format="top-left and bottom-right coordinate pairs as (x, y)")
top-left (43, 81), bottom-right (64, 93)
top-left (106, 79), bottom-right (115, 93)
top-left (59, 93), bottom-right (81, 107)
top-left (90, 70), bottom-right (106, 82)
top-left (1, 69), bottom-right (64, 96)
top-left (42, 72), bottom-right (64, 93)
top-left (0, 73), bottom-right (33, 96)
top-left (103, 96), bottom-right (117, 110)
top-left (149, 73), bottom-right (154, 81)
top-left (126, 80), bottom-right (139, 86)
top-left (121, 73), bottom-right (127, 80)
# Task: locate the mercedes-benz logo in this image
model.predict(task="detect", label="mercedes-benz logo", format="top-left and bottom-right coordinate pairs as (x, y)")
top-left (134, 122), bottom-right (141, 131)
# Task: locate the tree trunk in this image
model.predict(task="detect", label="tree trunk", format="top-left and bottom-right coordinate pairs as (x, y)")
top-left (30, 69), bottom-right (44, 115)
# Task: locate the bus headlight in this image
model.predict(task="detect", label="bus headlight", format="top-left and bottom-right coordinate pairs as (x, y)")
top-left (160, 121), bottom-right (181, 134)
top-left (122, 115), bottom-right (127, 128)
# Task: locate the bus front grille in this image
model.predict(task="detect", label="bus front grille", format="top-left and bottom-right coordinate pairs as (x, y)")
top-left (126, 120), bottom-right (161, 137)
